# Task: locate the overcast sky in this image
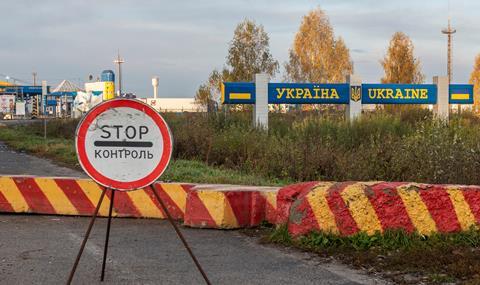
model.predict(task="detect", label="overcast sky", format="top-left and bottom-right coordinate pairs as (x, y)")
top-left (1, 0), bottom-right (478, 98)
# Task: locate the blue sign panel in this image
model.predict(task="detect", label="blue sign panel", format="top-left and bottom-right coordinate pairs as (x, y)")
top-left (362, 84), bottom-right (437, 104)
top-left (221, 82), bottom-right (255, 104)
top-left (268, 83), bottom-right (350, 104)
top-left (449, 84), bottom-right (474, 104)
top-left (5, 85), bottom-right (50, 95)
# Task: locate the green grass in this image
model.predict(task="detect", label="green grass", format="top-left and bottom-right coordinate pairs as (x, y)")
top-left (266, 225), bottom-right (480, 284)
top-left (0, 125), bottom-right (287, 186)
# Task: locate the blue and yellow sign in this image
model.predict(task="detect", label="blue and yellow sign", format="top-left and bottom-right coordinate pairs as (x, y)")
top-left (268, 83), bottom-right (350, 104)
top-left (221, 82), bottom-right (255, 104)
top-left (361, 84), bottom-right (437, 104)
top-left (449, 84), bottom-right (474, 104)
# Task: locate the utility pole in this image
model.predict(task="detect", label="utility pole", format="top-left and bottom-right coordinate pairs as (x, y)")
top-left (113, 51), bottom-right (124, 97)
top-left (442, 2), bottom-right (457, 112)
top-left (32, 72), bottom-right (37, 86)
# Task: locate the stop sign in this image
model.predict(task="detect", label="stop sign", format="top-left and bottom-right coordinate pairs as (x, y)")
top-left (75, 98), bottom-right (173, 190)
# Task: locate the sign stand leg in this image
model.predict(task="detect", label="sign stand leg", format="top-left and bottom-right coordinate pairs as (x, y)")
top-left (149, 184), bottom-right (211, 285)
top-left (101, 188), bottom-right (115, 281)
top-left (66, 187), bottom-right (107, 285)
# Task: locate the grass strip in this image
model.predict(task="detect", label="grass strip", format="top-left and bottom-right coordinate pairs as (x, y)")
top-left (0, 125), bottom-right (287, 186)
top-left (266, 225), bottom-right (480, 284)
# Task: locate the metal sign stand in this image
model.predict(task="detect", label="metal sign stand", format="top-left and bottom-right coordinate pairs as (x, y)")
top-left (66, 184), bottom-right (211, 285)
top-left (68, 99), bottom-right (210, 284)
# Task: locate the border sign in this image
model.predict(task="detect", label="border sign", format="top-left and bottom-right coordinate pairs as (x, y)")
top-left (75, 98), bottom-right (172, 191)
top-left (221, 82), bottom-right (256, 104)
top-left (268, 83), bottom-right (350, 104)
top-left (449, 84), bottom-right (474, 104)
top-left (361, 84), bottom-right (437, 104)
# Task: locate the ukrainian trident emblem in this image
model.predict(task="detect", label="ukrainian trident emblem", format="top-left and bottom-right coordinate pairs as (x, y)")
top-left (350, 86), bottom-right (361, 102)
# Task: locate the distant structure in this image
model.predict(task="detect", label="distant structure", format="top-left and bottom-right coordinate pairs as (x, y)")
top-left (152, 76), bottom-right (159, 99)
top-left (442, 2), bottom-right (457, 110)
top-left (113, 51), bottom-right (124, 96)
top-left (442, 17), bottom-right (456, 83)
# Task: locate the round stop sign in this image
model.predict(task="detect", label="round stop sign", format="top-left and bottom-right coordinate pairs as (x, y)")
top-left (75, 99), bottom-right (173, 191)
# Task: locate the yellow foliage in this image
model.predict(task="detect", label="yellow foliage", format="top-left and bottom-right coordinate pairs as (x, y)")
top-left (381, 32), bottom-right (425, 84)
top-left (469, 54), bottom-right (480, 112)
top-left (285, 8), bottom-right (352, 83)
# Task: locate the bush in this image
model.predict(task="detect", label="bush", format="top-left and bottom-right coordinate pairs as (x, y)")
top-left (16, 109), bottom-right (480, 185)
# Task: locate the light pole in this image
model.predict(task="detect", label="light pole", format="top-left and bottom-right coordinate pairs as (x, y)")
top-left (114, 52), bottom-right (124, 97)
top-left (442, 3), bottom-right (456, 112)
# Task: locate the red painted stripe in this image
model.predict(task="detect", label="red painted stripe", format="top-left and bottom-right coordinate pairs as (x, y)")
top-left (367, 182), bottom-right (415, 233)
top-left (419, 186), bottom-right (461, 233)
top-left (108, 190), bottom-right (141, 217)
top-left (148, 184), bottom-right (184, 220)
top-left (288, 194), bottom-right (320, 236)
top-left (264, 200), bottom-right (277, 224)
top-left (462, 187), bottom-right (480, 224)
top-left (0, 191), bottom-right (14, 212)
top-left (54, 179), bottom-right (95, 215)
top-left (250, 192), bottom-right (266, 226)
top-left (225, 191), bottom-right (252, 226)
top-left (13, 178), bottom-right (55, 214)
top-left (326, 182), bottom-right (359, 236)
top-left (184, 191), bottom-right (216, 227)
top-left (276, 181), bottom-right (320, 224)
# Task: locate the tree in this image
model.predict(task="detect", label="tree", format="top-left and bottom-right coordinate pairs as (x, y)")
top-left (285, 8), bottom-right (353, 83)
top-left (195, 19), bottom-right (279, 109)
top-left (227, 19), bottom-right (279, 82)
top-left (381, 32), bottom-right (425, 84)
top-left (469, 54), bottom-right (480, 112)
top-left (194, 69), bottom-right (228, 110)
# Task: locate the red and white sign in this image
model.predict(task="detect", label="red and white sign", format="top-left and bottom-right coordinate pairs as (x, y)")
top-left (75, 99), bottom-right (172, 191)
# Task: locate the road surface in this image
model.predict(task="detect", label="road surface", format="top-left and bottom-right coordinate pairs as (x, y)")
top-left (0, 141), bottom-right (388, 284)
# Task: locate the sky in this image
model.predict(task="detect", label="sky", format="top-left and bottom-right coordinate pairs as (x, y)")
top-left (1, 0), bottom-right (479, 98)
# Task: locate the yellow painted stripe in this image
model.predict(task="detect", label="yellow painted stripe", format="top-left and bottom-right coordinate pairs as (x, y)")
top-left (127, 190), bottom-right (163, 218)
top-left (197, 190), bottom-right (238, 228)
top-left (230, 93), bottom-right (251, 100)
top-left (307, 182), bottom-right (338, 234)
top-left (263, 191), bottom-right (277, 209)
top-left (340, 183), bottom-right (383, 235)
top-left (0, 177), bottom-right (29, 212)
top-left (447, 188), bottom-right (477, 231)
top-left (34, 178), bottom-right (78, 215)
top-left (397, 185), bottom-right (437, 234)
top-left (75, 180), bottom-right (113, 216)
top-left (451, 93), bottom-right (470, 100)
top-left (221, 83), bottom-right (225, 103)
top-left (160, 184), bottom-right (187, 214)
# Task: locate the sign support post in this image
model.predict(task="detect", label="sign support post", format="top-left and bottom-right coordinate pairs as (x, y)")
top-left (433, 76), bottom-right (449, 120)
top-left (67, 98), bottom-right (211, 285)
top-left (346, 74), bottom-right (362, 121)
top-left (100, 188), bottom-right (115, 281)
top-left (67, 188), bottom-right (107, 284)
top-left (254, 73), bottom-right (268, 130)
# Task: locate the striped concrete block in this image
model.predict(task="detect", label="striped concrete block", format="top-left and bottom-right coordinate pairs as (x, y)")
top-left (0, 176), bottom-right (280, 230)
top-left (184, 185), bottom-right (279, 229)
top-left (0, 176), bottom-right (191, 220)
top-left (280, 181), bottom-right (480, 236)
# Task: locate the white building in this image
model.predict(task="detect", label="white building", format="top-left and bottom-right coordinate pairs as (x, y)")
top-left (138, 98), bottom-right (205, 112)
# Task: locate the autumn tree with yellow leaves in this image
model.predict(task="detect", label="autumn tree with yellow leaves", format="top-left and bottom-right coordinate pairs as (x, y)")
top-left (381, 32), bottom-right (424, 84)
top-left (285, 8), bottom-right (353, 83)
top-left (469, 54), bottom-right (480, 112)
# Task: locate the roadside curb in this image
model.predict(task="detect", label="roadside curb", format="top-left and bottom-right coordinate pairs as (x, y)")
top-left (280, 181), bottom-right (480, 236)
top-left (0, 176), bottom-right (279, 229)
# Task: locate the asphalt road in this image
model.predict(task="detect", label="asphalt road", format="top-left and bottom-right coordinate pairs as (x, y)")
top-left (0, 141), bottom-right (83, 177)
top-left (0, 141), bottom-right (388, 284)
